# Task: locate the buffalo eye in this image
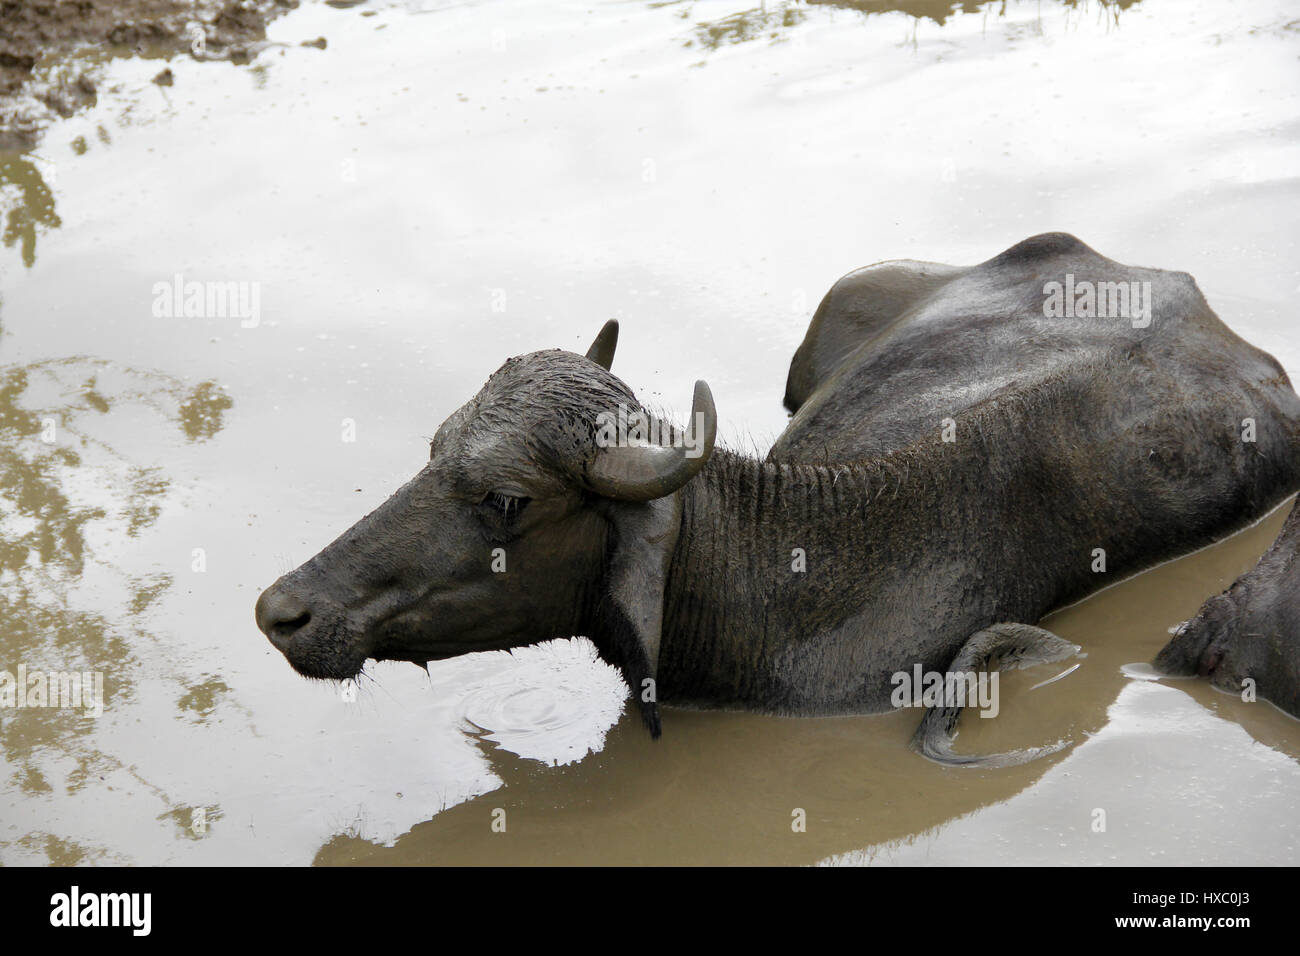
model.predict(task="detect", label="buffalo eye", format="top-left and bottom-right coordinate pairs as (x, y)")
top-left (481, 491), bottom-right (531, 521)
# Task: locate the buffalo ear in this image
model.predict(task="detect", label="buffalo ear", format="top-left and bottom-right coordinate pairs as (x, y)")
top-left (592, 493), bottom-right (681, 738)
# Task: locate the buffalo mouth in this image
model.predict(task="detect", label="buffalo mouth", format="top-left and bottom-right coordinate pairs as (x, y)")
top-left (255, 583), bottom-right (371, 681)
top-left (275, 620), bottom-right (370, 682)
top-left (283, 636), bottom-right (369, 682)
top-left (1153, 593), bottom-right (1237, 679)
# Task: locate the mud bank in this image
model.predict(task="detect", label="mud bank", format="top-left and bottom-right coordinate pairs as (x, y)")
top-left (0, 0), bottom-right (303, 149)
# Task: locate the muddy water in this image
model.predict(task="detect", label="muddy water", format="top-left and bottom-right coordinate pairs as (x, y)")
top-left (1, 0), bottom-right (1298, 865)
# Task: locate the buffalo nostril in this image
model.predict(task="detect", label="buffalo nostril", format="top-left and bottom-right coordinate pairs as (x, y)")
top-left (255, 587), bottom-right (313, 651)
top-left (274, 611), bottom-right (311, 635)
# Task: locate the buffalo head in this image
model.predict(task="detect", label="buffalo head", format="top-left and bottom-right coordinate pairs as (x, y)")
top-left (254, 321), bottom-right (716, 734)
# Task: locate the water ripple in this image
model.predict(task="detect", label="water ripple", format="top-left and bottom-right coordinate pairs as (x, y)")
top-left (450, 639), bottom-right (628, 767)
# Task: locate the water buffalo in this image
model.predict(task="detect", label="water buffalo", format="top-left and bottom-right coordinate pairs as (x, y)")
top-left (255, 232), bottom-right (1300, 765)
top-left (1155, 498), bottom-right (1300, 717)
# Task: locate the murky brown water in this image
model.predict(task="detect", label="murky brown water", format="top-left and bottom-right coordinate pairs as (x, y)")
top-left (1, 0), bottom-right (1298, 865)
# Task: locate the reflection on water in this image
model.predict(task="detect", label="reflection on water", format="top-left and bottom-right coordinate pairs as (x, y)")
top-left (178, 382), bottom-right (234, 442)
top-left (176, 676), bottom-right (231, 721)
top-left (0, 305), bottom-right (233, 862)
top-left (689, 0), bottom-right (1141, 49)
top-left (690, 4), bottom-right (808, 49)
top-left (0, 154), bottom-right (59, 267)
top-left (816, 0), bottom-right (1141, 25)
top-left (825, 680), bottom-right (1300, 866)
